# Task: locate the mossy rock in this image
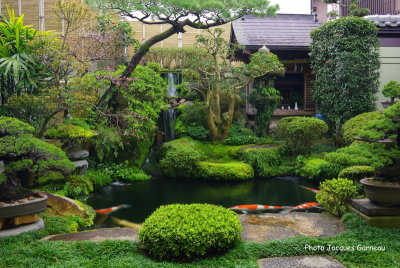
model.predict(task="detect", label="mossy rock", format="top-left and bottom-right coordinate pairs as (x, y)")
top-left (43, 192), bottom-right (95, 227)
top-left (197, 161), bottom-right (254, 180)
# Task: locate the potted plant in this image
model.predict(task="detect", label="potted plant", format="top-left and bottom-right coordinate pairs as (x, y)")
top-left (381, 80), bottom-right (400, 108)
top-left (357, 103), bottom-right (400, 206)
top-left (0, 117), bottom-right (75, 226)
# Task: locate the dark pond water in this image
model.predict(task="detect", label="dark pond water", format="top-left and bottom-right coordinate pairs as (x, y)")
top-left (86, 177), bottom-right (319, 226)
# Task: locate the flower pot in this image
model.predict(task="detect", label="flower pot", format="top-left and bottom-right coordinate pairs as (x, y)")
top-left (361, 178), bottom-right (400, 206)
top-left (0, 192), bottom-right (48, 220)
top-left (381, 101), bottom-right (397, 109)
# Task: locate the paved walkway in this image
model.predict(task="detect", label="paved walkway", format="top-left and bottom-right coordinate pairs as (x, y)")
top-left (258, 255), bottom-right (346, 268)
top-left (43, 227), bottom-right (138, 242)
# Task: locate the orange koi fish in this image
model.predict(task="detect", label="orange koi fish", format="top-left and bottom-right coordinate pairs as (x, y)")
top-left (95, 204), bottom-right (131, 214)
top-left (300, 186), bottom-right (320, 193)
top-left (292, 202), bottom-right (320, 210)
top-left (229, 204), bottom-right (289, 212)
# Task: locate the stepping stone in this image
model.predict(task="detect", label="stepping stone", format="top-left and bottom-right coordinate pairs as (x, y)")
top-left (258, 255), bottom-right (345, 268)
top-left (73, 160), bottom-right (88, 175)
top-left (239, 212), bottom-right (343, 242)
top-left (42, 227), bottom-right (138, 242)
top-left (68, 150), bottom-right (89, 161)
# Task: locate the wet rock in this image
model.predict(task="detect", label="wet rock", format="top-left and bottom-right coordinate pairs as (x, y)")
top-left (43, 192), bottom-right (93, 220)
top-left (67, 150), bottom-right (89, 161)
top-left (73, 160), bottom-right (88, 175)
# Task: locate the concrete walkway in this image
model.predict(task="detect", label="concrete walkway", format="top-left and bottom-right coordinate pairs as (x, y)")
top-left (43, 227), bottom-right (138, 242)
top-left (258, 255), bottom-right (346, 268)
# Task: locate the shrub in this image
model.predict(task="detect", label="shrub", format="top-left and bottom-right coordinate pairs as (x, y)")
top-left (63, 175), bottom-right (94, 198)
top-left (342, 111), bottom-right (380, 146)
top-left (197, 161), bottom-right (254, 180)
top-left (310, 17), bottom-right (380, 137)
top-left (85, 170), bottom-right (112, 188)
top-left (0, 116), bottom-right (35, 136)
top-left (38, 171), bottom-right (65, 185)
top-left (325, 142), bottom-right (400, 168)
top-left (123, 170), bottom-right (151, 181)
top-left (224, 125), bottom-right (259, 145)
top-left (277, 117), bottom-right (328, 155)
top-left (382, 80), bottom-right (400, 102)
top-left (95, 163), bottom-right (150, 182)
top-left (239, 148), bottom-right (295, 177)
top-left (186, 125), bottom-right (209, 141)
top-left (158, 138), bottom-right (205, 178)
top-left (316, 178), bottom-right (358, 217)
top-left (139, 204), bottom-right (242, 261)
top-left (338, 166), bottom-right (374, 181)
top-left (295, 156), bottom-right (344, 180)
top-left (45, 124), bottom-right (96, 139)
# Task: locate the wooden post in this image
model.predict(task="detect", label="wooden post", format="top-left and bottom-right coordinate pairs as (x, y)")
top-left (38, 0), bottom-right (45, 31)
top-left (18, 0), bottom-right (22, 16)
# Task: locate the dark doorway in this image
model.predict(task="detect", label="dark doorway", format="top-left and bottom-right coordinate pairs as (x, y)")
top-left (274, 73), bottom-right (304, 110)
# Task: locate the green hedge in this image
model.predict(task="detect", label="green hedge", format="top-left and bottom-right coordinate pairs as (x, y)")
top-left (338, 166), bottom-right (375, 181)
top-left (197, 161), bottom-right (254, 180)
top-left (295, 156), bottom-right (344, 180)
top-left (239, 147), bottom-right (294, 177)
top-left (342, 111), bottom-right (380, 146)
top-left (139, 204), bottom-right (242, 261)
top-left (277, 117), bottom-right (328, 155)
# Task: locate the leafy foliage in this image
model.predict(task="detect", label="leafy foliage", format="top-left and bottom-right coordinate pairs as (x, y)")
top-left (341, 111), bottom-right (380, 146)
top-left (277, 117), bottom-right (328, 155)
top-left (139, 204), bottom-right (242, 261)
top-left (382, 80), bottom-right (400, 101)
top-left (310, 17), bottom-right (379, 137)
top-left (63, 175), bottom-right (94, 198)
top-left (338, 166), bottom-right (375, 181)
top-left (157, 138), bottom-right (205, 178)
top-left (95, 163), bottom-right (151, 182)
top-left (0, 116), bottom-right (35, 136)
top-left (186, 125), bottom-right (209, 141)
top-left (45, 124), bottom-right (96, 139)
top-left (224, 125), bottom-right (259, 145)
top-left (197, 161), bottom-right (254, 180)
top-left (85, 170), bottom-right (112, 188)
top-left (316, 178), bottom-right (358, 217)
top-left (248, 87), bottom-right (281, 137)
top-left (239, 148), bottom-right (295, 178)
top-left (295, 156), bottom-right (344, 180)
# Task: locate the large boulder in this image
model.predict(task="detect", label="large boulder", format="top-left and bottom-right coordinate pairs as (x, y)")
top-left (42, 192), bottom-right (95, 225)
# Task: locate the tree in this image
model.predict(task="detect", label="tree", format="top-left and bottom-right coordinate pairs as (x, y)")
top-left (184, 28), bottom-right (283, 141)
top-left (90, 0), bottom-right (279, 108)
top-left (310, 17), bottom-right (380, 142)
top-left (323, 0), bottom-right (370, 18)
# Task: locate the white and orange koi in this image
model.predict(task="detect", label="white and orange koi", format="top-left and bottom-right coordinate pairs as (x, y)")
top-left (95, 204), bottom-right (131, 214)
top-left (300, 186), bottom-right (320, 194)
top-left (229, 204), bottom-right (290, 212)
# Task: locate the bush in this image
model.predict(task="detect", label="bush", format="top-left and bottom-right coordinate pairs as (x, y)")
top-left (38, 171), bottom-right (65, 186)
top-left (382, 80), bottom-right (400, 101)
top-left (0, 116), bottom-right (35, 136)
top-left (63, 175), bottom-right (94, 198)
top-left (175, 104), bottom-right (208, 140)
top-left (186, 125), bottom-right (209, 141)
top-left (158, 138), bottom-right (205, 178)
top-left (139, 204), bottom-right (242, 261)
top-left (224, 125), bottom-right (259, 145)
top-left (45, 124), bottom-right (96, 139)
top-left (239, 148), bottom-right (295, 177)
top-left (277, 117), bottom-right (328, 155)
top-left (295, 156), bottom-right (344, 180)
top-left (342, 111), bottom-right (380, 146)
top-left (95, 163), bottom-right (150, 182)
top-left (85, 170), bottom-right (112, 188)
top-left (197, 161), bottom-right (254, 180)
top-left (316, 178), bottom-right (358, 217)
top-left (338, 166), bottom-right (375, 181)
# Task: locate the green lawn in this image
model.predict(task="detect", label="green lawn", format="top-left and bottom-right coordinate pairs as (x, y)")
top-left (0, 213), bottom-right (399, 268)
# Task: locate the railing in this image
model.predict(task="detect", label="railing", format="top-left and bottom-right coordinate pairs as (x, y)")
top-left (340, 0), bottom-right (398, 16)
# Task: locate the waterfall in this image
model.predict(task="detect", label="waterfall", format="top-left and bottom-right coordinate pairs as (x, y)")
top-left (163, 108), bottom-right (176, 142)
top-left (167, 72), bottom-right (178, 97)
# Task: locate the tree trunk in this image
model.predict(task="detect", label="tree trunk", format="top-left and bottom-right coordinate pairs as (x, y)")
top-left (0, 174), bottom-right (33, 202)
top-left (222, 96), bottom-right (236, 139)
top-left (98, 26), bottom-right (180, 108)
top-left (206, 91), bottom-right (220, 140)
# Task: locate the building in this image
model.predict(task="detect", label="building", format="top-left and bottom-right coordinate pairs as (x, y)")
top-left (230, 14), bottom-right (322, 128)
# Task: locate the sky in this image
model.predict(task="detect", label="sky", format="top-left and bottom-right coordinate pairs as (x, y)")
top-left (270, 0), bottom-right (311, 14)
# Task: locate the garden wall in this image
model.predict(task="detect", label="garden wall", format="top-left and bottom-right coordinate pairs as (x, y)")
top-left (378, 47), bottom-right (400, 109)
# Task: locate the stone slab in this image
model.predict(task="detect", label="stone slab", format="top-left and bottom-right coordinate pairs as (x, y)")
top-left (42, 227), bottom-right (138, 242)
top-left (0, 218), bottom-right (44, 237)
top-left (349, 206), bottom-right (400, 228)
top-left (351, 199), bottom-right (400, 216)
top-left (258, 255), bottom-right (345, 268)
top-left (239, 213), bottom-right (343, 242)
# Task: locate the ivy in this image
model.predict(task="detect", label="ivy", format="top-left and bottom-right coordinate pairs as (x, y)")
top-left (310, 17), bottom-right (380, 138)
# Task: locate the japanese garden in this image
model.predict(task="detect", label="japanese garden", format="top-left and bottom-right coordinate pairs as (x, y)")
top-left (0, 0), bottom-right (399, 267)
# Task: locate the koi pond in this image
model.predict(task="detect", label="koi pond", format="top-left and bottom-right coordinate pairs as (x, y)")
top-left (87, 177), bottom-right (320, 226)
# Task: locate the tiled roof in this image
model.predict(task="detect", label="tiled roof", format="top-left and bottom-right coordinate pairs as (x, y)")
top-left (232, 14), bottom-right (322, 50)
top-left (364, 15), bottom-right (400, 27)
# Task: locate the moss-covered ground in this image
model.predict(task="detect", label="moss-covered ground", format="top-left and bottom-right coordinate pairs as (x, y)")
top-left (1, 213), bottom-right (399, 267)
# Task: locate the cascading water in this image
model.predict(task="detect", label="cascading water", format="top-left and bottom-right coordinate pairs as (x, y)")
top-left (163, 72), bottom-right (178, 142)
top-left (167, 72), bottom-right (178, 97)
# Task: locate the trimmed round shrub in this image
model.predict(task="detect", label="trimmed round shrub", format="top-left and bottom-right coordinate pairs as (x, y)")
top-left (139, 204), bottom-right (242, 261)
top-left (316, 178), bottom-right (358, 217)
top-left (224, 125), bottom-right (259, 145)
top-left (338, 166), bottom-right (375, 181)
top-left (197, 161), bottom-right (254, 180)
top-left (342, 111), bottom-right (380, 146)
top-left (277, 117), bottom-right (328, 155)
top-left (158, 138), bottom-right (205, 178)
